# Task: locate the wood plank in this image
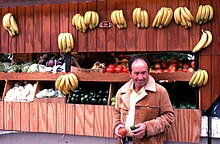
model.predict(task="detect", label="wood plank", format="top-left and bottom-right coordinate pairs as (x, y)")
top-left (188, 109), bottom-right (201, 143)
top-left (47, 103), bottom-right (57, 133)
top-left (9, 7), bottom-right (17, 53)
top-left (177, 109), bottom-right (190, 142)
top-left (25, 6), bottom-right (34, 53)
top-left (38, 102), bottom-right (47, 132)
top-left (0, 102), bottom-right (4, 129)
top-left (33, 5), bottom-right (42, 53)
top-left (30, 102), bottom-right (38, 132)
top-left (106, 0), bottom-right (116, 52)
top-left (12, 102), bottom-right (21, 131)
top-left (17, 6), bottom-right (25, 53)
top-left (167, 0), bottom-right (179, 51)
top-left (125, 0), bottom-right (136, 52)
top-left (75, 104), bottom-right (85, 135)
top-left (97, 0), bottom-right (107, 52)
top-left (20, 102), bottom-right (30, 131)
top-left (87, 1), bottom-right (97, 52)
top-left (136, 0), bottom-right (147, 52)
top-left (42, 4), bottom-right (51, 53)
top-left (1, 8), bottom-right (9, 53)
top-left (103, 105), bottom-right (114, 138)
top-left (84, 104), bottom-right (94, 136)
top-left (56, 103), bottom-right (66, 134)
top-left (155, 0), bottom-right (168, 51)
top-left (65, 104), bottom-right (75, 135)
top-left (200, 55), bottom-right (212, 110)
top-left (77, 2), bottom-right (87, 52)
top-left (94, 105), bottom-right (104, 137)
top-left (4, 102), bottom-right (13, 130)
top-left (211, 56), bottom-right (220, 105)
top-left (115, 0), bottom-right (126, 52)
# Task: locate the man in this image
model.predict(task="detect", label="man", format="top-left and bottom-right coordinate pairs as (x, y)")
top-left (113, 56), bottom-right (175, 144)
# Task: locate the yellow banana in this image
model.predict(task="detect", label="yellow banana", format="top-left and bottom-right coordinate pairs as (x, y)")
top-left (65, 33), bottom-right (71, 50)
top-left (203, 5), bottom-right (210, 23)
top-left (136, 8), bottom-right (142, 24)
top-left (161, 7), bottom-right (168, 26)
top-left (203, 30), bottom-right (212, 48)
top-left (2, 13), bottom-right (12, 29)
top-left (180, 12), bottom-right (188, 28)
top-left (180, 7), bottom-right (192, 22)
top-left (84, 11), bottom-right (92, 26)
top-left (140, 10), bottom-right (145, 28)
top-left (192, 30), bottom-right (208, 53)
top-left (9, 15), bottom-right (19, 34)
top-left (58, 33), bottom-right (63, 50)
top-left (68, 33), bottom-right (74, 49)
top-left (157, 7), bottom-right (164, 27)
top-left (200, 5), bottom-right (206, 23)
top-left (197, 70), bottom-right (205, 87)
top-left (72, 13), bottom-right (80, 27)
top-left (132, 8), bottom-right (138, 25)
top-left (174, 7), bottom-right (181, 24)
top-left (55, 74), bottom-right (64, 90)
top-left (94, 12), bottom-right (99, 27)
top-left (119, 10), bottom-right (126, 28)
top-left (61, 33), bottom-right (67, 52)
top-left (67, 73), bottom-right (77, 91)
top-left (195, 5), bottom-right (203, 24)
top-left (152, 11), bottom-right (160, 27)
top-left (189, 70), bottom-right (199, 86)
top-left (81, 16), bottom-right (87, 33)
top-left (164, 8), bottom-right (173, 26)
top-left (61, 84), bottom-right (70, 95)
top-left (68, 73), bottom-right (78, 89)
top-left (202, 70), bottom-right (209, 85)
top-left (207, 5), bottom-right (214, 21)
top-left (183, 7), bottom-right (194, 21)
top-left (77, 15), bottom-right (83, 31)
top-left (111, 10), bottom-right (117, 25)
top-left (192, 69), bottom-right (202, 86)
top-left (143, 10), bottom-right (149, 28)
top-left (64, 73), bottom-right (71, 91)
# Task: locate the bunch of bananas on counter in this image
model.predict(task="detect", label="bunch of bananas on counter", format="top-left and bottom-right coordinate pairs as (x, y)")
top-left (72, 11), bottom-right (99, 33)
top-left (174, 6), bottom-right (194, 28)
top-left (195, 4), bottom-right (214, 25)
top-left (111, 10), bottom-right (127, 29)
top-left (132, 8), bottom-right (149, 29)
top-left (55, 73), bottom-right (78, 95)
top-left (192, 29), bottom-right (212, 53)
top-left (189, 69), bottom-right (209, 87)
top-left (58, 32), bottom-right (74, 53)
top-left (2, 13), bottom-right (19, 37)
top-left (152, 7), bottom-right (173, 29)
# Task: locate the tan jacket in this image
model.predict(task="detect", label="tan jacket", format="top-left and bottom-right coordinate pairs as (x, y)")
top-left (113, 75), bottom-right (175, 144)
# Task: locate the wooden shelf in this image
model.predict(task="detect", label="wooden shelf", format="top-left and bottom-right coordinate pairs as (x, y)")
top-left (0, 72), bottom-right (194, 82)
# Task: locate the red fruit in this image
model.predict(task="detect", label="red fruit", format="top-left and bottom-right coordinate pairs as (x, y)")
top-left (168, 65), bottom-right (177, 71)
top-left (118, 127), bottom-right (127, 137)
top-left (163, 69), bottom-right (170, 73)
top-left (187, 67), bottom-right (194, 73)
top-left (106, 67), bottom-right (115, 73)
top-left (155, 69), bottom-right (163, 74)
top-left (183, 63), bottom-right (190, 69)
top-left (108, 64), bottom-right (115, 68)
top-left (115, 65), bottom-right (123, 73)
top-left (182, 68), bottom-right (188, 72)
top-left (122, 68), bottom-right (129, 73)
top-left (191, 61), bottom-right (195, 68)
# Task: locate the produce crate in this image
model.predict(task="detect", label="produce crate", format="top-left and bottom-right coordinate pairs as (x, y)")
top-left (2, 80), bottom-right (38, 102)
top-left (34, 81), bottom-right (66, 103)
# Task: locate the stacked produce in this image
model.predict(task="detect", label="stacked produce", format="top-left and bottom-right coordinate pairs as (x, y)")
top-left (72, 11), bottom-right (99, 33)
top-left (152, 7), bottom-right (173, 29)
top-left (132, 8), bottom-right (149, 29)
top-left (2, 13), bottom-right (19, 37)
top-left (174, 6), bottom-right (194, 28)
top-left (195, 4), bottom-right (214, 25)
top-left (189, 69), bottom-right (208, 87)
top-left (58, 32), bottom-right (74, 53)
top-left (69, 88), bottom-right (108, 105)
top-left (55, 73), bottom-right (78, 95)
top-left (111, 10), bottom-right (127, 29)
top-left (192, 29), bottom-right (212, 53)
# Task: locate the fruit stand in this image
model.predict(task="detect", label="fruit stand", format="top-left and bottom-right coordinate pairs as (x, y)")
top-left (0, 0), bottom-right (220, 143)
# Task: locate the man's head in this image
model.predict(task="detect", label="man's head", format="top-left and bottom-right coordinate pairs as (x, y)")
top-left (128, 57), bottom-right (150, 91)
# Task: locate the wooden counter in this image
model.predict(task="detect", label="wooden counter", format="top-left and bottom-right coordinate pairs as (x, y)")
top-left (0, 101), bottom-right (201, 143)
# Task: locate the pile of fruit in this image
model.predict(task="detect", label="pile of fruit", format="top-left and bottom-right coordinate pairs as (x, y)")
top-left (69, 88), bottom-right (108, 105)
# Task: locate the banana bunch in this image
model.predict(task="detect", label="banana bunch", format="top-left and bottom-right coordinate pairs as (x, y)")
top-left (58, 32), bottom-right (74, 53)
top-left (189, 69), bottom-right (209, 87)
top-left (132, 8), bottom-right (149, 29)
top-left (55, 73), bottom-right (78, 95)
top-left (174, 6), bottom-right (194, 28)
top-left (192, 29), bottom-right (212, 53)
top-left (195, 5), bottom-right (214, 25)
top-left (91, 61), bottom-right (105, 69)
top-left (72, 11), bottom-right (99, 33)
top-left (111, 10), bottom-right (127, 29)
top-left (2, 13), bottom-right (19, 37)
top-left (152, 7), bottom-right (173, 29)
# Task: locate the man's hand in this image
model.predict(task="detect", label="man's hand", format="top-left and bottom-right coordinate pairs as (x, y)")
top-left (132, 123), bottom-right (146, 139)
top-left (115, 124), bottom-right (125, 138)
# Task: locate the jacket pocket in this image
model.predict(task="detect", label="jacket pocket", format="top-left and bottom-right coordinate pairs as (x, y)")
top-left (135, 105), bottom-right (160, 122)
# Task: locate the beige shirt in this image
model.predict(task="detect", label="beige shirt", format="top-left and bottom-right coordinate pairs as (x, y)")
top-left (125, 85), bottom-right (146, 136)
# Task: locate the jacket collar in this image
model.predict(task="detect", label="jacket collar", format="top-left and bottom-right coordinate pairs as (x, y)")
top-left (120, 75), bottom-right (156, 109)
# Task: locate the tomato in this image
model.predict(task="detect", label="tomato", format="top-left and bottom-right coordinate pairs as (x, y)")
top-left (183, 63), bottom-right (190, 69)
top-left (115, 65), bottom-right (123, 73)
top-left (168, 65), bottom-right (176, 71)
top-left (191, 61), bottom-right (195, 68)
top-left (108, 64), bottom-right (115, 68)
top-left (163, 69), bottom-right (170, 73)
top-left (182, 68), bottom-right (188, 72)
top-left (187, 67), bottom-right (194, 73)
top-left (118, 127), bottom-right (127, 137)
top-left (122, 68), bottom-right (129, 73)
top-left (106, 67), bottom-right (115, 73)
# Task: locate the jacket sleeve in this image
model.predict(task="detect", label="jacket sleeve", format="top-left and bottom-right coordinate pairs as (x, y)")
top-left (144, 87), bottom-right (175, 137)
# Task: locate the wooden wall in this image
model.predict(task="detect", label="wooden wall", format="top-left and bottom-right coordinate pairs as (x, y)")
top-left (0, 0), bottom-right (219, 109)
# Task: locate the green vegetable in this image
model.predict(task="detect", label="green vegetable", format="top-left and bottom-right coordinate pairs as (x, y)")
top-left (130, 125), bottom-right (137, 131)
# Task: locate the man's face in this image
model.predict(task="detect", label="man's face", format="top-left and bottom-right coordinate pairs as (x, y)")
top-left (129, 59), bottom-right (149, 89)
